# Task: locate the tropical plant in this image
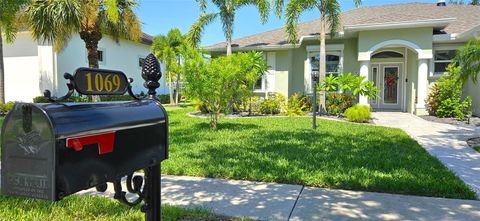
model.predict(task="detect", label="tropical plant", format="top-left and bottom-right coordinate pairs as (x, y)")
top-left (426, 65), bottom-right (472, 120)
top-left (0, 0), bottom-right (29, 104)
top-left (275, 0), bottom-right (362, 113)
top-left (152, 28), bottom-right (185, 105)
top-left (182, 48), bottom-right (267, 129)
top-left (187, 0), bottom-right (271, 55)
top-left (345, 105), bottom-right (371, 123)
top-left (284, 93), bottom-right (309, 116)
top-left (452, 38), bottom-right (480, 84)
top-left (326, 92), bottom-right (356, 115)
top-left (260, 93), bottom-right (285, 115)
top-left (321, 73), bottom-right (379, 115)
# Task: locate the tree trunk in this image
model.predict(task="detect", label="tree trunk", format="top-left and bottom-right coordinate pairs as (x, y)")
top-left (226, 40), bottom-right (232, 56)
top-left (0, 28), bottom-right (6, 104)
top-left (175, 72), bottom-right (180, 104)
top-left (168, 71), bottom-right (174, 105)
top-left (80, 30), bottom-right (102, 102)
top-left (318, 16), bottom-right (327, 114)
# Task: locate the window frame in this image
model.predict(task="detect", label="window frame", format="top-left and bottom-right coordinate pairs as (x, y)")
top-left (254, 53), bottom-right (268, 92)
top-left (86, 47), bottom-right (106, 66)
top-left (431, 45), bottom-right (460, 77)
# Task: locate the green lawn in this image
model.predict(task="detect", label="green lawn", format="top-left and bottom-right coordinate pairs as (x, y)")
top-left (162, 107), bottom-right (476, 200)
top-left (0, 195), bottom-right (245, 221)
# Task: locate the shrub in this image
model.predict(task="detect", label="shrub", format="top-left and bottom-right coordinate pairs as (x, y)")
top-left (285, 93), bottom-right (309, 116)
top-left (426, 65), bottom-right (472, 120)
top-left (326, 92), bottom-right (356, 115)
top-left (260, 93), bottom-right (285, 115)
top-left (239, 96), bottom-right (263, 115)
top-left (345, 105), bottom-right (371, 123)
top-left (0, 101), bottom-right (15, 115)
top-left (321, 73), bottom-right (379, 115)
top-left (182, 48), bottom-right (268, 129)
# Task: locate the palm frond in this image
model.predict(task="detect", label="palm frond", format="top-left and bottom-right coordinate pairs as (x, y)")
top-left (196, 0), bottom-right (208, 13)
top-left (105, 0), bottom-right (120, 24)
top-left (186, 12), bottom-right (218, 48)
top-left (285, 0), bottom-right (316, 44)
top-left (25, 0), bottom-right (82, 50)
top-left (453, 38), bottom-right (480, 84)
top-left (324, 0), bottom-right (341, 38)
top-left (1, 0), bottom-right (29, 43)
top-left (274, 0), bottom-right (285, 18)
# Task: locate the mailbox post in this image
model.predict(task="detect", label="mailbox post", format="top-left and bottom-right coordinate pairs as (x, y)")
top-left (1, 54), bottom-right (167, 221)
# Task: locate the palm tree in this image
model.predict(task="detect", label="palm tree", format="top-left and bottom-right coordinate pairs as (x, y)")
top-left (25, 0), bottom-right (141, 69)
top-left (187, 0), bottom-right (271, 55)
top-left (0, 0), bottom-right (29, 103)
top-left (275, 0), bottom-right (361, 113)
top-left (453, 38), bottom-right (480, 84)
top-left (152, 28), bottom-right (184, 105)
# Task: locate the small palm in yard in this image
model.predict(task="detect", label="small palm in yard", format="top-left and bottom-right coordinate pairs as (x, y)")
top-left (274, 0), bottom-right (362, 113)
top-left (152, 29), bottom-right (185, 105)
top-left (453, 38), bottom-right (480, 84)
top-left (187, 0), bottom-right (271, 55)
top-left (0, 0), bottom-right (29, 104)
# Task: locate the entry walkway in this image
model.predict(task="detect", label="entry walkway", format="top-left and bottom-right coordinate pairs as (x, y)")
top-left (372, 112), bottom-right (480, 195)
top-left (77, 175), bottom-right (480, 221)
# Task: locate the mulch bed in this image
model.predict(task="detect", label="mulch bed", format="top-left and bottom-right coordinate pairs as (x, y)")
top-left (419, 115), bottom-right (480, 127)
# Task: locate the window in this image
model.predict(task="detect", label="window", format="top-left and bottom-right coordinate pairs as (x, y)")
top-left (310, 53), bottom-right (341, 77)
top-left (371, 51), bottom-right (403, 59)
top-left (434, 50), bottom-right (456, 74)
top-left (139, 57), bottom-right (146, 67)
top-left (97, 50), bottom-right (104, 62)
top-left (254, 78), bottom-right (263, 90)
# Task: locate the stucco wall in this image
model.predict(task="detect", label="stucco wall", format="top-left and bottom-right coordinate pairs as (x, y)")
top-left (342, 38), bottom-right (359, 74)
top-left (407, 49), bottom-right (419, 114)
top-left (3, 33), bottom-right (42, 102)
top-left (465, 77), bottom-right (480, 116)
top-left (56, 34), bottom-right (168, 96)
top-left (290, 47), bottom-right (307, 96)
top-left (274, 50), bottom-right (290, 97)
top-left (358, 28), bottom-right (433, 60)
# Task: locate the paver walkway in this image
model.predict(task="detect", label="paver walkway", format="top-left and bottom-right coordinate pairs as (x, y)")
top-left (372, 112), bottom-right (480, 195)
top-left (76, 175), bottom-right (480, 221)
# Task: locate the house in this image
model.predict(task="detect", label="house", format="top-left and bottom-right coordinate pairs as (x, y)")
top-left (206, 2), bottom-right (480, 116)
top-left (2, 32), bottom-right (169, 102)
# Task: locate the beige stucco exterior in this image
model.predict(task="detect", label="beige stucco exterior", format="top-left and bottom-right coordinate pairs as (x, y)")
top-left (212, 26), bottom-right (480, 116)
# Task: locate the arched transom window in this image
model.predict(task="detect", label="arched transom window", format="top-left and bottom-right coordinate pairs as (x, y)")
top-left (371, 51), bottom-right (404, 59)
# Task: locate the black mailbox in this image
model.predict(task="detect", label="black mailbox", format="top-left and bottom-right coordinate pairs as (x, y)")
top-left (1, 100), bottom-right (167, 200)
top-left (1, 54), bottom-right (166, 221)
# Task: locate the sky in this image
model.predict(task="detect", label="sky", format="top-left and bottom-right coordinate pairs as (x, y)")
top-left (137, 0), bottom-right (438, 47)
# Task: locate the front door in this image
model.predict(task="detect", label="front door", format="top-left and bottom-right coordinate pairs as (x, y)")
top-left (370, 63), bottom-right (404, 110)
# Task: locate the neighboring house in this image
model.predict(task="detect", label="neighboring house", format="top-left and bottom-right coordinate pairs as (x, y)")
top-left (2, 32), bottom-right (169, 102)
top-left (206, 2), bottom-right (480, 116)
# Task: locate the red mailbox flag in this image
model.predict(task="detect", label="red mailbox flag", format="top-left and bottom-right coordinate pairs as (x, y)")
top-left (66, 131), bottom-right (116, 155)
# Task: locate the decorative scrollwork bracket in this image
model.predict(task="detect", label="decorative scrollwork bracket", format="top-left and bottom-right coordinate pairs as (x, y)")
top-left (44, 73), bottom-right (75, 103)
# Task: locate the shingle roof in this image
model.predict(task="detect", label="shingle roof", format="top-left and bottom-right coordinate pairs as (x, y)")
top-left (206, 3), bottom-right (480, 50)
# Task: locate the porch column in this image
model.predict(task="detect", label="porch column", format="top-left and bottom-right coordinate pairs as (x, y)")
top-left (416, 59), bottom-right (429, 115)
top-left (359, 61), bottom-right (369, 105)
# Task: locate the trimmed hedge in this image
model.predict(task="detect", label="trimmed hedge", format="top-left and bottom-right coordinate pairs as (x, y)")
top-left (345, 105), bottom-right (371, 123)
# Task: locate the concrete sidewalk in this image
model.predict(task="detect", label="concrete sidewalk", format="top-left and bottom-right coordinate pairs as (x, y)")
top-left (78, 175), bottom-right (480, 221)
top-left (372, 112), bottom-right (480, 195)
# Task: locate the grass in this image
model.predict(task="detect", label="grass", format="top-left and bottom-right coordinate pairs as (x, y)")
top-left (474, 146), bottom-right (480, 153)
top-left (162, 107), bottom-right (476, 200)
top-left (0, 195), bottom-right (246, 221)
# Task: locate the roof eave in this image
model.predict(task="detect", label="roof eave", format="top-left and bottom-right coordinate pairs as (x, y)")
top-left (344, 18), bottom-right (456, 33)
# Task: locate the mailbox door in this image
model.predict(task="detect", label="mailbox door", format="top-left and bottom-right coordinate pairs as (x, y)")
top-left (1, 104), bottom-right (56, 200)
